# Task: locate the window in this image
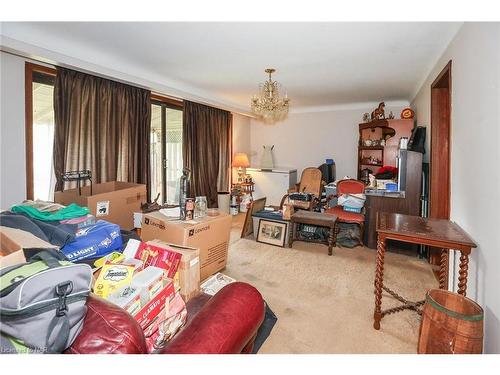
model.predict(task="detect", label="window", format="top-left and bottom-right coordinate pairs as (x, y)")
top-left (150, 96), bottom-right (183, 205)
top-left (25, 63), bottom-right (57, 201)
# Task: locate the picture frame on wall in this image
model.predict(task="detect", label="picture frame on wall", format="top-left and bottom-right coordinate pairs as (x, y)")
top-left (256, 218), bottom-right (287, 247)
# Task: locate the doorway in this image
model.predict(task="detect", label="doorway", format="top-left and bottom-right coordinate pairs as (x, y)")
top-left (429, 61), bottom-right (452, 276)
top-left (149, 98), bottom-right (184, 205)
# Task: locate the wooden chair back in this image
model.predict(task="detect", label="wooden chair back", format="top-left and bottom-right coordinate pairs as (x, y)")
top-left (298, 167), bottom-right (323, 198)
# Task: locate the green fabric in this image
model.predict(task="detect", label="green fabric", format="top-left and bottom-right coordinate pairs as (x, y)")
top-left (426, 293), bottom-right (484, 322)
top-left (2, 333), bottom-right (31, 354)
top-left (11, 203), bottom-right (89, 222)
top-left (0, 261), bottom-right (49, 291)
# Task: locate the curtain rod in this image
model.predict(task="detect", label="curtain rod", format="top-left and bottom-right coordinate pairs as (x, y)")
top-left (0, 48), bottom-right (184, 104)
top-left (1, 48), bottom-right (253, 118)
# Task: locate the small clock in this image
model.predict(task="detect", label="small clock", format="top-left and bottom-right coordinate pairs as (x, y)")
top-left (401, 108), bottom-right (415, 119)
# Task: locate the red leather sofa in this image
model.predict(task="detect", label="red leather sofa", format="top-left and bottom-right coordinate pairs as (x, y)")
top-left (65, 282), bottom-right (265, 354)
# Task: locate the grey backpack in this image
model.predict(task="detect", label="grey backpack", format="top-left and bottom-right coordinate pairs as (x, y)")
top-left (0, 249), bottom-right (92, 353)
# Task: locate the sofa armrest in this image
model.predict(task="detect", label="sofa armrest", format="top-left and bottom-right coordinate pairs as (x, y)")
top-left (161, 282), bottom-right (265, 354)
top-left (65, 294), bottom-right (147, 354)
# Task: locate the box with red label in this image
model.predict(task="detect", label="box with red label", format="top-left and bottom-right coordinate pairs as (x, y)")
top-left (134, 242), bottom-right (182, 279)
top-left (132, 279), bottom-right (175, 329)
top-left (146, 240), bottom-right (201, 302)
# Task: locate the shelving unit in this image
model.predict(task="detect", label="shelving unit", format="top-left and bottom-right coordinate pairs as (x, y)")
top-left (357, 118), bottom-right (414, 181)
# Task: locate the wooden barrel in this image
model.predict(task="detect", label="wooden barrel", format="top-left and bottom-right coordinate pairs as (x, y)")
top-left (418, 289), bottom-right (483, 354)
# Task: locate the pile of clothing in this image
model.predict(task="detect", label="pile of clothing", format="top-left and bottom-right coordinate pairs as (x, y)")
top-left (0, 200), bottom-right (137, 265)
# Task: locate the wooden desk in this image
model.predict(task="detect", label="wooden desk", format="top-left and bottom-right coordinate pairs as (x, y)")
top-left (373, 212), bottom-right (477, 330)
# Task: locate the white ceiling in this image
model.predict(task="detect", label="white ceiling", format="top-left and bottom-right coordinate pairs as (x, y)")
top-left (1, 22), bottom-right (462, 113)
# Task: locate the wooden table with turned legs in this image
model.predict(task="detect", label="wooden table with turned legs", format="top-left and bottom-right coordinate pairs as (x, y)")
top-left (373, 212), bottom-right (477, 330)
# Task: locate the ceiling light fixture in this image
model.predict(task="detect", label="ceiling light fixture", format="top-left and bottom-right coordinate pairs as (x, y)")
top-left (251, 68), bottom-right (290, 123)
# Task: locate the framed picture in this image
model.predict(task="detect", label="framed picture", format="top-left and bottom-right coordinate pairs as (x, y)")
top-left (241, 197), bottom-right (266, 238)
top-left (256, 219), bottom-right (287, 247)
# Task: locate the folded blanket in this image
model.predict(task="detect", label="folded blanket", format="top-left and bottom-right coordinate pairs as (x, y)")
top-left (0, 212), bottom-right (76, 247)
top-left (11, 203), bottom-right (89, 222)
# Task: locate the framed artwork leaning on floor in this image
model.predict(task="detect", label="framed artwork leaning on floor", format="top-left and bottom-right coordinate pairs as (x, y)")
top-left (241, 197), bottom-right (267, 238)
top-left (256, 219), bottom-right (287, 247)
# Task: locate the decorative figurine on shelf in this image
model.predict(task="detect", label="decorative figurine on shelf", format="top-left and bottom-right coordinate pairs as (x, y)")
top-left (401, 107), bottom-right (415, 119)
top-left (388, 111), bottom-right (395, 119)
top-left (363, 113), bottom-right (370, 123)
top-left (370, 102), bottom-right (386, 120)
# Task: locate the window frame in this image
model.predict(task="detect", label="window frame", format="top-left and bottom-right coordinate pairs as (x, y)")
top-left (25, 62), bottom-right (57, 200)
top-left (150, 94), bottom-right (183, 203)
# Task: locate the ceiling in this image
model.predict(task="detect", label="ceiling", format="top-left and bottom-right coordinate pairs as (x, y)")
top-left (1, 22), bottom-right (462, 113)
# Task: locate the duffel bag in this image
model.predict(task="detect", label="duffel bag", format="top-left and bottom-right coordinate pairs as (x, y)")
top-left (0, 249), bottom-right (92, 353)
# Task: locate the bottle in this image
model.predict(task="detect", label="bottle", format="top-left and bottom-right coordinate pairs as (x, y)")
top-left (179, 168), bottom-right (191, 220)
top-left (230, 194), bottom-right (238, 215)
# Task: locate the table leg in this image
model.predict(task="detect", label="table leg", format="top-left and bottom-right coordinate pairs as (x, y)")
top-left (328, 226), bottom-right (334, 256)
top-left (457, 250), bottom-right (470, 296)
top-left (373, 235), bottom-right (386, 330)
top-left (289, 222), bottom-right (295, 248)
top-left (439, 249), bottom-right (449, 290)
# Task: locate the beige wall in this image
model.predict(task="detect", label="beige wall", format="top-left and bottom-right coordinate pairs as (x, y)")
top-left (411, 22), bottom-right (500, 353)
top-left (249, 105), bottom-right (405, 179)
top-left (0, 52), bottom-right (27, 209)
top-left (232, 112), bottom-right (251, 156)
top-left (231, 113), bottom-right (251, 183)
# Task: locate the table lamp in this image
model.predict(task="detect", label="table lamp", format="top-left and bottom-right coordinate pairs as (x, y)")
top-left (232, 153), bottom-right (250, 183)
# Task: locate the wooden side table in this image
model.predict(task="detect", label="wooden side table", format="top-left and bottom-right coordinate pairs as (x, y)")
top-left (289, 210), bottom-right (338, 256)
top-left (373, 212), bottom-right (477, 330)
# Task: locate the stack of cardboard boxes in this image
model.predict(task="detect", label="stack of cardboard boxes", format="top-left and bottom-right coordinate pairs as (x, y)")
top-left (1, 181), bottom-right (234, 351)
top-left (140, 210), bottom-right (232, 283)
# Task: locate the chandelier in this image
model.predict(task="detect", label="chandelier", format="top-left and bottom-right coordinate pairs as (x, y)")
top-left (251, 68), bottom-right (290, 123)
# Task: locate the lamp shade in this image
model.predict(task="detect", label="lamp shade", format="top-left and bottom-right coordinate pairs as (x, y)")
top-left (232, 153), bottom-right (250, 168)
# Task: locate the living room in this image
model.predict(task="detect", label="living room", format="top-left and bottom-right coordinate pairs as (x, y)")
top-left (1, 1), bottom-right (499, 372)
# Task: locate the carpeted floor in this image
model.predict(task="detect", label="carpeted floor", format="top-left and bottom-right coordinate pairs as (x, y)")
top-left (224, 214), bottom-right (438, 353)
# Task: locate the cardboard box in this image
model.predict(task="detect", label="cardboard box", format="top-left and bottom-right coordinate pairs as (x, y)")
top-left (0, 227), bottom-right (56, 268)
top-left (133, 279), bottom-right (175, 329)
top-left (54, 181), bottom-right (147, 230)
top-left (147, 240), bottom-right (201, 302)
top-left (141, 211), bottom-right (231, 281)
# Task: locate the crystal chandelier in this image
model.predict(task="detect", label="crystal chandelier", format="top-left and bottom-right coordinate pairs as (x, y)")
top-left (251, 68), bottom-right (290, 123)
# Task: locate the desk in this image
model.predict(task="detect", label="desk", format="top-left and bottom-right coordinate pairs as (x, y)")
top-left (373, 212), bottom-right (477, 330)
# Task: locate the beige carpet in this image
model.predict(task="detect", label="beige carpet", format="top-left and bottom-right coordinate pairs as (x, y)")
top-left (224, 214), bottom-right (438, 353)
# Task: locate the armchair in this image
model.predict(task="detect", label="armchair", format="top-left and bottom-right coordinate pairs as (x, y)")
top-left (280, 167), bottom-right (323, 211)
top-left (325, 179), bottom-right (366, 247)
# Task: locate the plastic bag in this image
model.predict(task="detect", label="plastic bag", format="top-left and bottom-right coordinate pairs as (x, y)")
top-left (337, 193), bottom-right (366, 208)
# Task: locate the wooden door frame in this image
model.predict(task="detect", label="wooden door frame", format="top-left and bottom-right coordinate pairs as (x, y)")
top-left (430, 60), bottom-right (452, 219)
top-left (24, 62), bottom-right (57, 200)
top-left (429, 60), bottom-right (452, 275)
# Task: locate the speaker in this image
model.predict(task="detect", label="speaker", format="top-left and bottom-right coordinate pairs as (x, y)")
top-left (408, 126), bottom-right (426, 154)
top-left (318, 162), bottom-right (336, 184)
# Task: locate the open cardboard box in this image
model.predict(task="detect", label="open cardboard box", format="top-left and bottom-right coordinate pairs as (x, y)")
top-left (146, 240), bottom-right (201, 302)
top-left (0, 227), bottom-right (56, 268)
top-left (54, 181), bottom-right (147, 230)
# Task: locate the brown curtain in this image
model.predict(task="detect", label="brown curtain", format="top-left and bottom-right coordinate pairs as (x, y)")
top-left (183, 101), bottom-right (232, 208)
top-left (53, 67), bottom-right (151, 197)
